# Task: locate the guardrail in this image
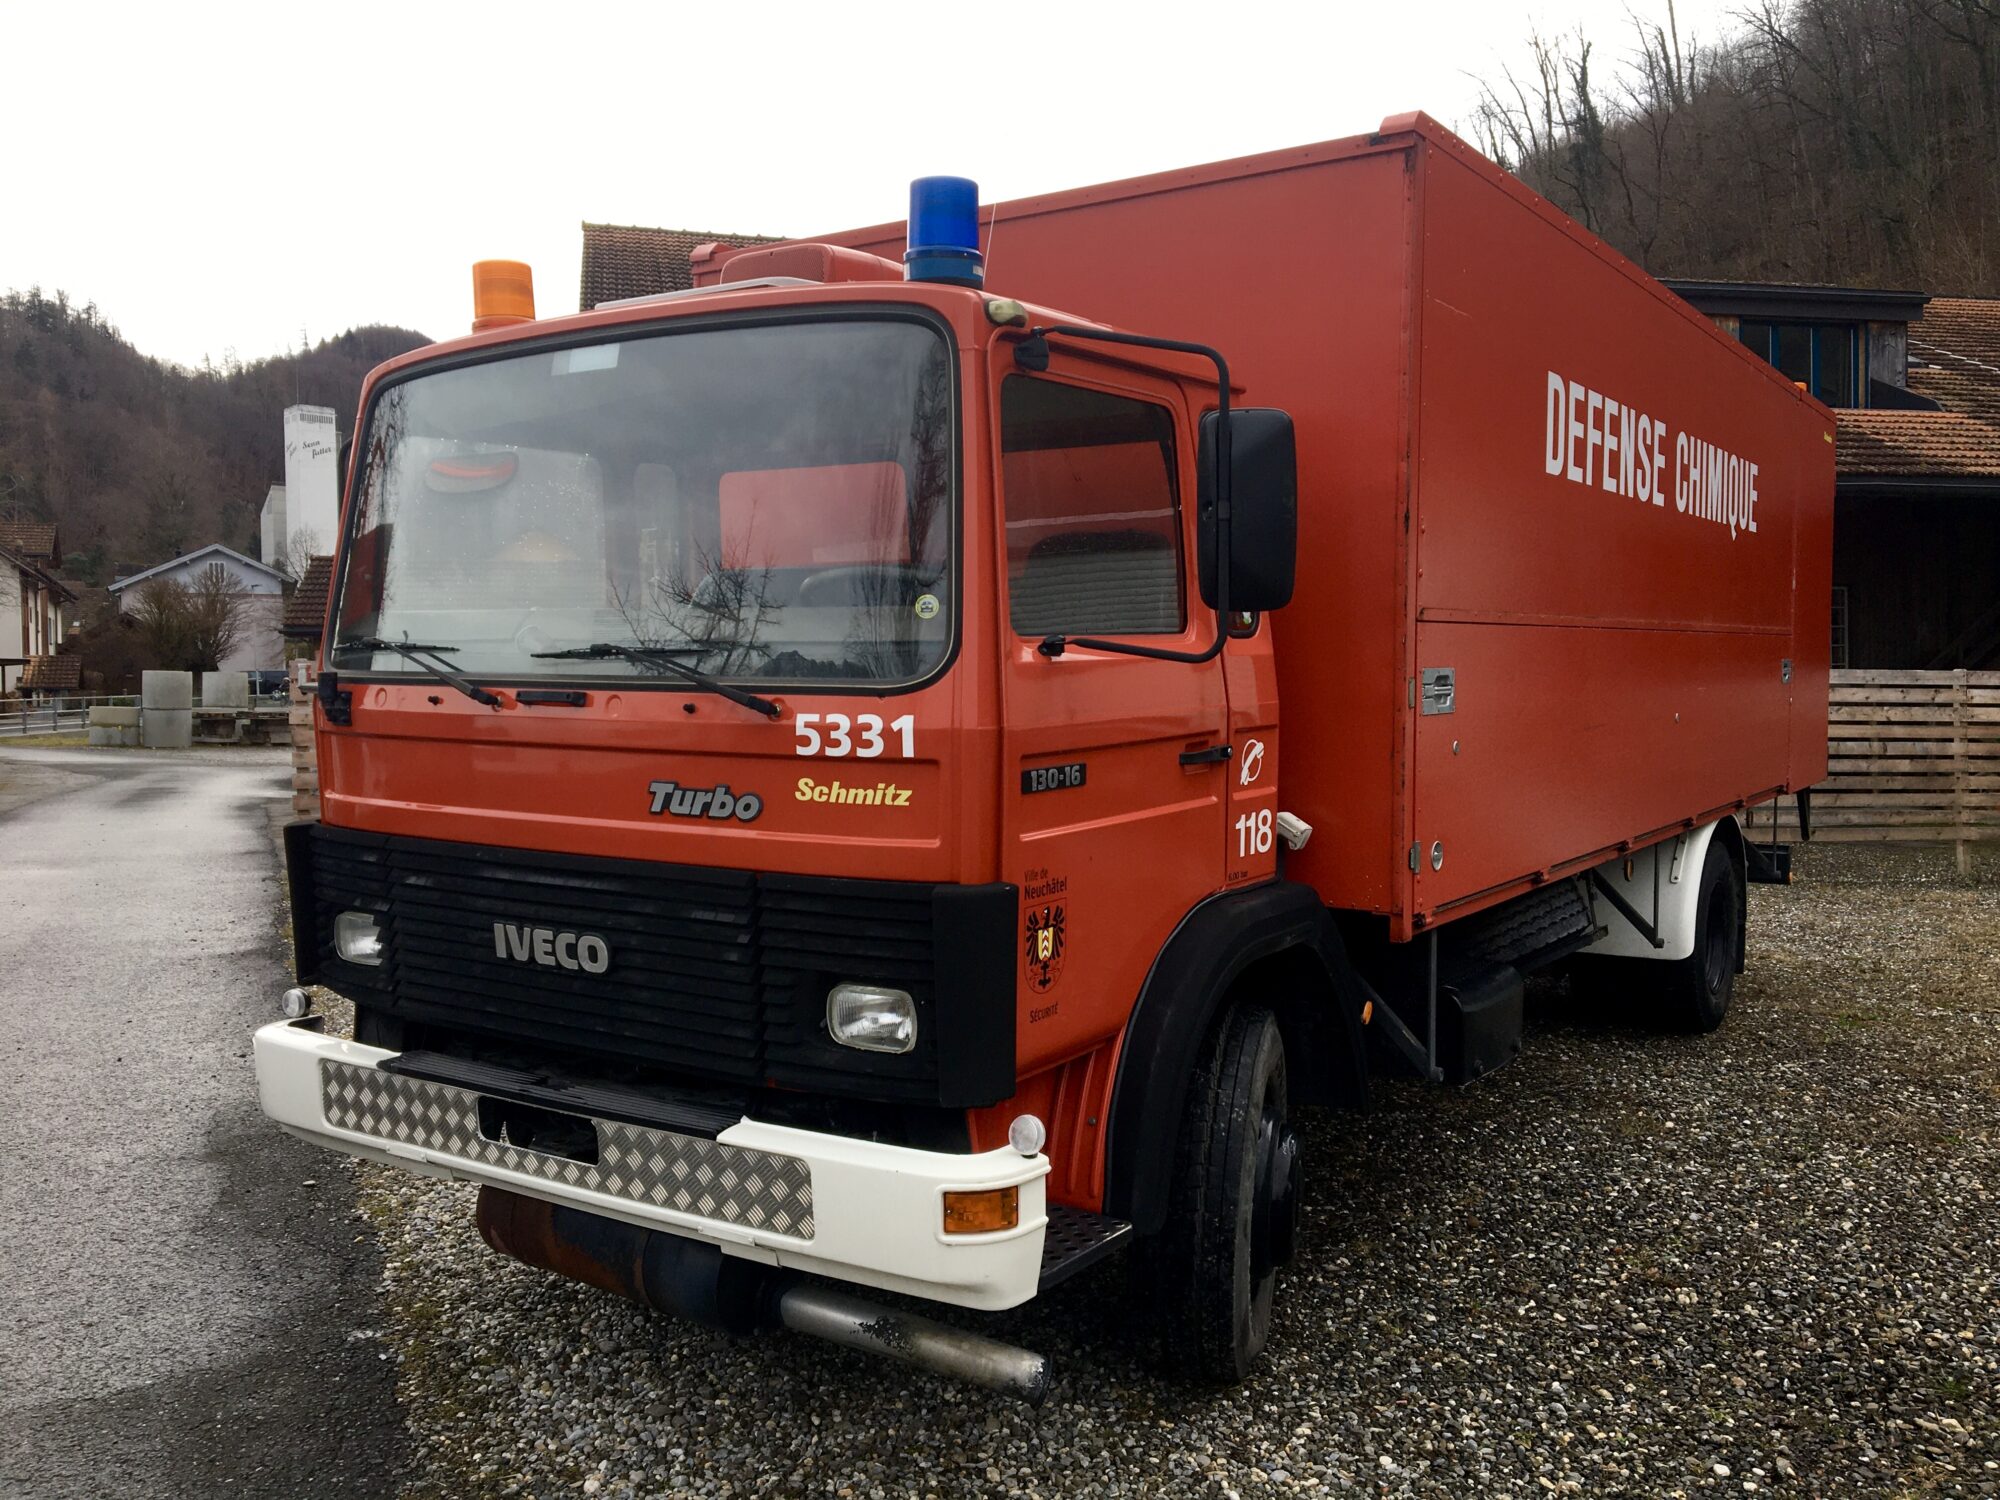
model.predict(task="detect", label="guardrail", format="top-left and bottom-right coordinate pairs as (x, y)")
top-left (0, 691), bottom-right (285, 739)
top-left (0, 705), bottom-right (90, 736)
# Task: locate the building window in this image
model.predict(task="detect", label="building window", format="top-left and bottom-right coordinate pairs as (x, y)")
top-left (1830, 584), bottom-right (1850, 669)
top-left (1739, 321), bottom-right (1860, 407)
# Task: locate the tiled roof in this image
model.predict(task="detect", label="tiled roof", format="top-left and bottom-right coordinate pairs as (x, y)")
top-left (281, 555), bottom-right (334, 637)
top-left (579, 222), bottom-right (782, 309)
top-left (1907, 297), bottom-right (2000, 421)
top-left (0, 521), bottom-right (59, 563)
top-left (20, 654), bottom-right (82, 691)
top-left (1837, 409), bottom-right (2000, 477)
top-left (1839, 296), bottom-right (2000, 482)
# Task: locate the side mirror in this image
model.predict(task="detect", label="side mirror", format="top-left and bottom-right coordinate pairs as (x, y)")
top-left (1197, 408), bottom-right (1298, 614)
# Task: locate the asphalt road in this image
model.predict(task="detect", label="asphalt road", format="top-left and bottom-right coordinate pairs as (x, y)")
top-left (0, 747), bottom-right (406, 1499)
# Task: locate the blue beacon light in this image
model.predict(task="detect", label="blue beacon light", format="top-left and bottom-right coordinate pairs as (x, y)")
top-left (905, 176), bottom-right (984, 287)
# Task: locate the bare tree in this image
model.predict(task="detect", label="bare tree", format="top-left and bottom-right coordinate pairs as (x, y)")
top-left (1473, 0), bottom-right (2000, 293)
top-left (130, 577), bottom-right (195, 668)
top-left (277, 525), bottom-right (322, 583)
top-left (129, 563), bottom-right (249, 670)
top-left (186, 562), bottom-right (249, 669)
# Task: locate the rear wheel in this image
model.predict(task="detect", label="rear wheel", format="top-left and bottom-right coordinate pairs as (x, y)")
top-left (1150, 1006), bottom-right (1300, 1383)
top-left (1657, 836), bottom-right (1741, 1032)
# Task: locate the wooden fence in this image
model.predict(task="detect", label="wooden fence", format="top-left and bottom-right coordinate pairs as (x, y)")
top-left (1769, 668), bottom-right (1999, 874)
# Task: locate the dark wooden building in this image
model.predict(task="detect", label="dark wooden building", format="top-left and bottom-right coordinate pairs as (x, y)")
top-left (1669, 282), bottom-right (2000, 669)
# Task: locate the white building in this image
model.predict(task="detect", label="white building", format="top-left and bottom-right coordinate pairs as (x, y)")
top-left (109, 543), bottom-right (287, 674)
top-left (283, 406), bottom-right (340, 559)
top-left (260, 483), bottom-right (288, 569)
top-left (0, 524), bottom-right (73, 694)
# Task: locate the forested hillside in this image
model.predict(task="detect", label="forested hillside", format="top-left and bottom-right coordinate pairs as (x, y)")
top-left (0, 290), bottom-right (427, 584)
top-left (1475, 0), bottom-right (2000, 293)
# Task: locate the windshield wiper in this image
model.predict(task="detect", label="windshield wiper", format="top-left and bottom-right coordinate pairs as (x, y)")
top-left (530, 643), bottom-right (780, 718)
top-left (332, 636), bottom-right (502, 709)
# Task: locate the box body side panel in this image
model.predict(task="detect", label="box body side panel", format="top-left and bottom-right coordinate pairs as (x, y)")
top-left (1405, 139), bottom-right (1835, 923)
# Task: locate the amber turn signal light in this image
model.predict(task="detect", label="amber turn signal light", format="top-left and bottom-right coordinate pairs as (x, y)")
top-left (472, 260), bottom-right (536, 332)
top-left (942, 1186), bottom-right (1019, 1235)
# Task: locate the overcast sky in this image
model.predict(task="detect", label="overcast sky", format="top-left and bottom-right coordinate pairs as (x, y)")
top-left (6, 0), bottom-right (1744, 370)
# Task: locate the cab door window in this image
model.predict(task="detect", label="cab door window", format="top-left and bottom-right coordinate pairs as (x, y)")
top-left (999, 376), bottom-right (1184, 637)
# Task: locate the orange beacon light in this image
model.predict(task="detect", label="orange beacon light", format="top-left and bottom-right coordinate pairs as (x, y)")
top-left (471, 260), bottom-right (536, 332)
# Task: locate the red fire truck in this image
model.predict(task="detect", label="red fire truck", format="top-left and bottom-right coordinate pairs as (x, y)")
top-left (257, 113), bottom-right (1831, 1402)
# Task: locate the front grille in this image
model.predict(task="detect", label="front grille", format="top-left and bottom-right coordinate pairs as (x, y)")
top-left (288, 823), bottom-right (1015, 1107)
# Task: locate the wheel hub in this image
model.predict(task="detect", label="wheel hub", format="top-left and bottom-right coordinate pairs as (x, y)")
top-left (1251, 1110), bottom-right (1301, 1276)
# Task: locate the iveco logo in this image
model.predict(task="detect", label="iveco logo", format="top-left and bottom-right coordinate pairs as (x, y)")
top-left (492, 922), bottom-right (611, 974)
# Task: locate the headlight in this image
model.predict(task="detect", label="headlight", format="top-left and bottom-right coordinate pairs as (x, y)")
top-left (334, 910), bottom-right (384, 966)
top-left (826, 983), bottom-right (916, 1054)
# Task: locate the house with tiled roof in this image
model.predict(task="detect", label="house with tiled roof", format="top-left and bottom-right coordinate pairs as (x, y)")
top-left (0, 520), bottom-right (61, 567)
top-left (280, 555), bottom-right (334, 646)
top-left (579, 223), bottom-right (782, 310)
top-left (19, 652), bottom-right (81, 693)
top-left (108, 543), bottom-right (287, 674)
top-left (0, 525), bottom-right (75, 695)
top-left (1669, 282), bottom-right (2000, 668)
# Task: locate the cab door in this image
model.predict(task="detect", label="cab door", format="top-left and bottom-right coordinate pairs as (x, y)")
top-left (993, 353), bottom-right (1231, 1081)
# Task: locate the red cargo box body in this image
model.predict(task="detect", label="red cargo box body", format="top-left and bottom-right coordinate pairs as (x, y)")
top-left (761, 114), bottom-right (1833, 940)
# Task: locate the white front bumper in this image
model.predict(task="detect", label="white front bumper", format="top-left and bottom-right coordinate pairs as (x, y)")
top-left (255, 1019), bottom-right (1050, 1311)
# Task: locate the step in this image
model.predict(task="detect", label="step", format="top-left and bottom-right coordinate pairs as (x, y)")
top-left (1038, 1203), bottom-right (1132, 1291)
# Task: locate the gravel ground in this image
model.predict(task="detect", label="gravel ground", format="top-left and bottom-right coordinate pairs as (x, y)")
top-left (335, 843), bottom-right (1998, 1498)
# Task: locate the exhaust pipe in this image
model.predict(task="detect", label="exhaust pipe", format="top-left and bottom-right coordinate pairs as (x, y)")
top-left (476, 1188), bottom-right (1050, 1405)
top-left (775, 1282), bottom-right (1049, 1405)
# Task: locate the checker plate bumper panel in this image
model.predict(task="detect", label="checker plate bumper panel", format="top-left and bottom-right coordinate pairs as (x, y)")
top-left (319, 1059), bottom-right (814, 1238)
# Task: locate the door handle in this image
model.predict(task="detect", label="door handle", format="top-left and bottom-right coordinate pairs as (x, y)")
top-left (1178, 743), bottom-right (1232, 767)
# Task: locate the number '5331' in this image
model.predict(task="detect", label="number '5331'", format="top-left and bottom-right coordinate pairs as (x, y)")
top-left (793, 712), bottom-right (916, 760)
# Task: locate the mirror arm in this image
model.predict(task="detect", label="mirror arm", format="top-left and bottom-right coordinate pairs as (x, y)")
top-left (1020, 325), bottom-right (1231, 665)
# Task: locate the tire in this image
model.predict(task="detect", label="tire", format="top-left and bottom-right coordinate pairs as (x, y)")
top-left (1148, 1006), bottom-right (1300, 1383)
top-left (1656, 835), bottom-right (1741, 1033)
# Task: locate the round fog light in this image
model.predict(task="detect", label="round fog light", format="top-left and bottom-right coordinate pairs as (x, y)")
top-left (1007, 1113), bottom-right (1047, 1157)
top-left (280, 986), bottom-right (312, 1020)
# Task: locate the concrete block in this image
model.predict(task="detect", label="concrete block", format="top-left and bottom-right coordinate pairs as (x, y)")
top-left (88, 726), bottom-right (141, 747)
top-left (141, 670), bottom-right (194, 711)
top-left (90, 705), bottom-right (141, 728)
top-left (142, 708), bottom-right (193, 749)
top-left (201, 671), bottom-right (250, 709)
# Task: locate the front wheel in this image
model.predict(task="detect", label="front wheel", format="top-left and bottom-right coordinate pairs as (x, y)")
top-left (1149, 1006), bottom-right (1300, 1383)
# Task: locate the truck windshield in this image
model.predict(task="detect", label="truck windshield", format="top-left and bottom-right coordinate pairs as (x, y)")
top-left (331, 317), bottom-right (954, 690)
